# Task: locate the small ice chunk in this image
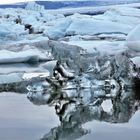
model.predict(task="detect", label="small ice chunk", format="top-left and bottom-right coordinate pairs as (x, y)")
top-left (101, 99), bottom-right (112, 112)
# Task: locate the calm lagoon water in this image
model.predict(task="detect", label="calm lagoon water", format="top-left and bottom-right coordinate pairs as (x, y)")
top-left (0, 92), bottom-right (59, 140)
top-left (0, 91), bottom-right (140, 140)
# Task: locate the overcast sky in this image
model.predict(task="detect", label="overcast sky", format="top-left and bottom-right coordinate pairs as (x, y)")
top-left (0, 0), bottom-right (32, 4)
top-left (0, 0), bottom-right (91, 4)
top-left (0, 0), bottom-right (137, 4)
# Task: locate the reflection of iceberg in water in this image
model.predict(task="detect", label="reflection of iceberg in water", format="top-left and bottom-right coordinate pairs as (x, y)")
top-left (27, 83), bottom-right (140, 140)
top-left (26, 53), bottom-right (140, 139)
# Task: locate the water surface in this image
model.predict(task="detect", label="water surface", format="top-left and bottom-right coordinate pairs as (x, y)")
top-left (0, 92), bottom-right (59, 140)
top-left (0, 89), bottom-right (140, 140)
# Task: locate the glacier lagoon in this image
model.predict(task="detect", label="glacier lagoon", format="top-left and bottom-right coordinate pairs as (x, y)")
top-left (0, 1), bottom-right (140, 140)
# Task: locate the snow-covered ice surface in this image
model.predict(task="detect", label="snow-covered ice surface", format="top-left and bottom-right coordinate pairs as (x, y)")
top-left (0, 2), bottom-right (140, 140)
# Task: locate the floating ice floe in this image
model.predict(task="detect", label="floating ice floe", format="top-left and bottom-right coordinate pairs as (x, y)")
top-left (0, 63), bottom-right (45, 74)
top-left (0, 49), bottom-right (49, 64)
top-left (45, 18), bottom-right (72, 40)
top-left (0, 73), bottom-right (23, 84)
top-left (94, 7), bottom-right (140, 27)
top-left (111, 6), bottom-right (140, 18)
top-left (66, 18), bottom-right (132, 36)
top-left (0, 21), bottom-right (27, 40)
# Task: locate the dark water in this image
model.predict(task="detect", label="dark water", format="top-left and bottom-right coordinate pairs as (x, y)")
top-left (0, 88), bottom-right (140, 140)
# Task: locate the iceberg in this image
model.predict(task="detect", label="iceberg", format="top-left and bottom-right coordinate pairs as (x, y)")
top-left (45, 18), bottom-right (72, 40)
top-left (45, 15), bottom-right (132, 40)
top-left (0, 22), bottom-right (26, 40)
top-left (66, 18), bottom-right (132, 36)
top-left (95, 7), bottom-right (140, 27)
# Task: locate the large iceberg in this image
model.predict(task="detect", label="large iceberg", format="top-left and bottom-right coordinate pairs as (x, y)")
top-left (0, 73), bottom-right (23, 84)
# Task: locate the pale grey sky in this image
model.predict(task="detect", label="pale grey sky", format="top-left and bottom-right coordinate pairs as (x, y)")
top-left (0, 0), bottom-right (85, 4)
top-left (0, 0), bottom-right (33, 4)
top-left (0, 0), bottom-right (137, 4)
